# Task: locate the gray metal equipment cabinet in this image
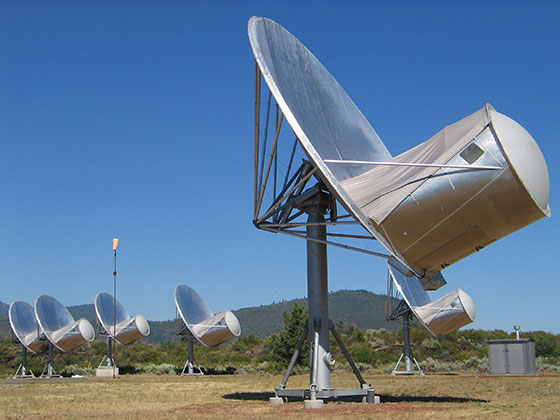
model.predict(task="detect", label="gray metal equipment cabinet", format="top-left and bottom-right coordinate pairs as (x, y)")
top-left (487, 339), bottom-right (536, 375)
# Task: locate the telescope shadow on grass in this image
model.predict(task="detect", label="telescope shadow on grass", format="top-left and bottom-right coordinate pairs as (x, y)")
top-left (223, 392), bottom-right (489, 404)
top-left (378, 394), bottom-right (489, 403)
top-left (223, 392), bottom-right (275, 401)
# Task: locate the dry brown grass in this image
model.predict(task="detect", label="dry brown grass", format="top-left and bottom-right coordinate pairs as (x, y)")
top-left (1, 371), bottom-right (559, 420)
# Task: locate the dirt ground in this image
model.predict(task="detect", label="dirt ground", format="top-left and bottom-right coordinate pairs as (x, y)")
top-left (1, 371), bottom-right (559, 420)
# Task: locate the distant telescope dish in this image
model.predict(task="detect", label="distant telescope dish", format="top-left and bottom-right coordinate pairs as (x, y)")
top-left (94, 292), bottom-right (150, 345)
top-left (9, 301), bottom-right (48, 354)
top-left (174, 284), bottom-right (240, 348)
top-left (35, 295), bottom-right (95, 352)
top-left (387, 260), bottom-right (475, 337)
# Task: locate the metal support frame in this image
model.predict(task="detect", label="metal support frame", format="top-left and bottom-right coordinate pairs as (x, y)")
top-left (181, 332), bottom-right (204, 376)
top-left (392, 311), bottom-right (424, 375)
top-left (255, 65), bottom-right (376, 407)
top-left (253, 64), bottom-right (391, 260)
top-left (98, 336), bottom-right (115, 368)
top-left (41, 343), bottom-right (60, 378)
top-left (176, 313), bottom-right (204, 376)
top-left (387, 274), bottom-right (424, 376)
top-left (13, 345), bottom-right (35, 378)
top-left (271, 194), bottom-right (374, 406)
top-left (274, 316), bottom-right (374, 404)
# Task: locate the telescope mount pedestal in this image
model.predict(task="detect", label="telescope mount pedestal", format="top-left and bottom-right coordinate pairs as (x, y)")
top-left (392, 311), bottom-right (423, 375)
top-left (41, 343), bottom-right (60, 378)
top-left (181, 331), bottom-right (204, 376)
top-left (271, 190), bottom-right (376, 408)
top-left (96, 336), bottom-right (119, 377)
top-left (13, 345), bottom-right (35, 378)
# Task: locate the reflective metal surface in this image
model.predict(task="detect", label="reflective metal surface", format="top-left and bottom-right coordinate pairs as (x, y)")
top-left (174, 284), bottom-right (241, 348)
top-left (248, 17), bottom-right (403, 266)
top-left (175, 284), bottom-right (213, 327)
top-left (387, 262), bottom-right (431, 309)
top-left (35, 295), bottom-right (95, 352)
top-left (95, 292), bottom-right (130, 328)
top-left (94, 292), bottom-right (150, 345)
top-left (8, 301), bottom-right (48, 354)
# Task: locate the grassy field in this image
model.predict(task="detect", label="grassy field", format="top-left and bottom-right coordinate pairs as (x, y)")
top-left (1, 371), bottom-right (559, 420)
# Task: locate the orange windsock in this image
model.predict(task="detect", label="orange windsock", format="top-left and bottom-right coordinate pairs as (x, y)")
top-left (112, 238), bottom-right (119, 251)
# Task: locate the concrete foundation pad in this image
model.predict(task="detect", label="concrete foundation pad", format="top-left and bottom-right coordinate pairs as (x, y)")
top-left (95, 367), bottom-right (119, 377)
top-left (269, 397), bottom-right (284, 405)
top-left (304, 399), bottom-right (324, 409)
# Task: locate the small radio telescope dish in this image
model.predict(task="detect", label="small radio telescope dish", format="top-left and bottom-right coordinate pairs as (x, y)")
top-left (35, 295), bottom-right (95, 352)
top-left (174, 284), bottom-right (240, 348)
top-left (95, 292), bottom-right (150, 345)
top-left (174, 284), bottom-right (241, 376)
top-left (387, 260), bottom-right (476, 375)
top-left (386, 260), bottom-right (475, 374)
top-left (387, 260), bottom-right (476, 338)
top-left (9, 300), bottom-right (48, 378)
top-left (9, 301), bottom-right (48, 355)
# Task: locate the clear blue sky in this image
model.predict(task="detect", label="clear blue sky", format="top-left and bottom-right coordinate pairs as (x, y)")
top-left (1, 1), bottom-right (558, 334)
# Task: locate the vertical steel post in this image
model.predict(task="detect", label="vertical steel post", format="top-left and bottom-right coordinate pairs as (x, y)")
top-left (21, 346), bottom-right (27, 376)
top-left (113, 247), bottom-right (117, 379)
top-left (188, 334), bottom-right (194, 375)
top-left (306, 211), bottom-right (330, 391)
top-left (107, 336), bottom-right (113, 367)
top-left (47, 344), bottom-right (53, 377)
top-left (403, 313), bottom-right (412, 373)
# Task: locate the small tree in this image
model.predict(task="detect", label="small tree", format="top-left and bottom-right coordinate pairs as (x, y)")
top-left (269, 303), bottom-right (309, 368)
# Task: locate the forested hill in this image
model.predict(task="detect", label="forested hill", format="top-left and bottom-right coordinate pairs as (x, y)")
top-left (0, 302), bottom-right (8, 317)
top-left (234, 289), bottom-right (396, 338)
top-left (0, 290), bottom-right (398, 343)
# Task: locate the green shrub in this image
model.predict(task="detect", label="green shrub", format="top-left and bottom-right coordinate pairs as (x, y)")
top-left (537, 357), bottom-right (560, 374)
top-left (350, 346), bottom-right (378, 366)
top-left (60, 364), bottom-right (95, 377)
top-left (136, 363), bottom-right (175, 375)
top-left (268, 304), bottom-right (309, 367)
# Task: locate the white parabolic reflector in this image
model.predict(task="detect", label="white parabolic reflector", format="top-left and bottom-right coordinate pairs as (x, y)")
top-left (249, 17), bottom-right (551, 282)
top-left (35, 295), bottom-right (95, 352)
top-left (94, 292), bottom-right (150, 345)
top-left (388, 261), bottom-right (476, 337)
top-left (9, 301), bottom-right (48, 354)
top-left (174, 284), bottom-right (241, 348)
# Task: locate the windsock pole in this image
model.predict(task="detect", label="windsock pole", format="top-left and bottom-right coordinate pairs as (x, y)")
top-left (112, 238), bottom-right (119, 379)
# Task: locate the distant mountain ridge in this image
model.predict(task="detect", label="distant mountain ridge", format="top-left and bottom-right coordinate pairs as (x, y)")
top-left (234, 289), bottom-right (396, 339)
top-left (0, 290), bottom-right (397, 342)
top-left (0, 302), bottom-right (8, 317)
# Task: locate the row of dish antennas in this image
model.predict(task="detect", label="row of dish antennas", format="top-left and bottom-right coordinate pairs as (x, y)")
top-left (8, 284), bottom-right (241, 378)
top-left (8, 293), bottom-right (150, 378)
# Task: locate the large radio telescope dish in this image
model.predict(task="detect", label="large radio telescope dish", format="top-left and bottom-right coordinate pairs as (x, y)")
top-left (249, 17), bottom-right (550, 285)
top-left (94, 292), bottom-right (150, 345)
top-left (249, 16), bottom-right (550, 405)
top-left (9, 301), bottom-right (48, 354)
top-left (34, 295), bottom-right (95, 352)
